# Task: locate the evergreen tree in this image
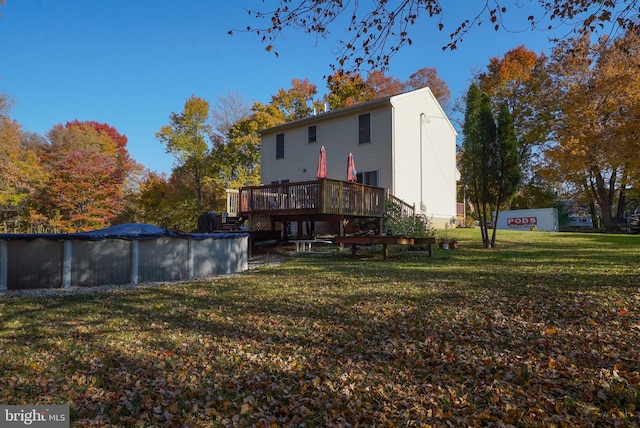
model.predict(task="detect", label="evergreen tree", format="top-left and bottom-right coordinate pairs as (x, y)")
top-left (460, 83), bottom-right (520, 248)
top-left (492, 103), bottom-right (521, 244)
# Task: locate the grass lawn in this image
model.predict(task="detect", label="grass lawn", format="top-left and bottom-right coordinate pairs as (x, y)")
top-left (1, 229), bottom-right (639, 427)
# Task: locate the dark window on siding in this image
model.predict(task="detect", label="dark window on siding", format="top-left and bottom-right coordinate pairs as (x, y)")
top-left (358, 113), bottom-right (371, 144)
top-left (356, 170), bottom-right (379, 187)
top-left (276, 133), bottom-right (285, 158)
top-left (308, 125), bottom-right (317, 143)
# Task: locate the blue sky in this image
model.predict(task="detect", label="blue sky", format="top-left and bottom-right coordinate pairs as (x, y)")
top-left (0, 1), bottom-right (570, 174)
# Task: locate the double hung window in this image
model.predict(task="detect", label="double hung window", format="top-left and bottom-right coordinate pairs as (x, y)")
top-left (308, 126), bottom-right (317, 143)
top-left (358, 113), bottom-right (371, 144)
top-left (276, 133), bottom-right (285, 158)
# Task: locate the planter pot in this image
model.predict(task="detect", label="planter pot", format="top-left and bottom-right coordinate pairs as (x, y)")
top-left (449, 242), bottom-right (458, 249)
top-left (440, 242), bottom-right (449, 250)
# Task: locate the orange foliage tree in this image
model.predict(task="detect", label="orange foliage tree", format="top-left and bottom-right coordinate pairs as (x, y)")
top-left (478, 46), bottom-right (551, 181)
top-left (365, 70), bottom-right (405, 98)
top-left (269, 78), bottom-right (320, 121)
top-left (405, 67), bottom-right (451, 109)
top-left (325, 70), bottom-right (404, 110)
top-left (38, 121), bottom-right (137, 232)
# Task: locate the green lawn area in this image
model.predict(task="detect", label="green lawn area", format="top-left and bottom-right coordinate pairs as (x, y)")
top-left (1, 230), bottom-right (639, 427)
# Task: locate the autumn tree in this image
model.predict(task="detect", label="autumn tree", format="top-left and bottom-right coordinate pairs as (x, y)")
top-left (268, 78), bottom-right (321, 121)
top-left (238, 0), bottom-right (639, 69)
top-left (324, 71), bottom-right (370, 110)
top-left (541, 30), bottom-right (640, 229)
top-left (153, 86), bottom-right (304, 227)
top-left (67, 119), bottom-right (136, 186)
top-left (325, 70), bottom-right (404, 110)
top-left (0, 98), bottom-right (47, 232)
top-left (118, 170), bottom-right (174, 228)
top-left (156, 95), bottom-right (214, 215)
top-left (460, 83), bottom-right (520, 248)
top-left (476, 46), bottom-right (554, 211)
top-left (477, 46), bottom-right (551, 185)
top-left (38, 121), bottom-right (136, 232)
top-left (210, 97), bottom-right (289, 199)
top-left (365, 70), bottom-right (404, 98)
top-left (405, 67), bottom-right (451, 109)
top-left (206, 82), bottom-right (309, 210)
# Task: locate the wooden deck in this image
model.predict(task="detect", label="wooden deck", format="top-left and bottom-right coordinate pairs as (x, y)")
top-left (239, 179), bottom-right (386, 219)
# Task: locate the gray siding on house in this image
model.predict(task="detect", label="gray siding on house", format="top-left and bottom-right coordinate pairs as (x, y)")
top-left (261, 105), bottom-right (393, 187)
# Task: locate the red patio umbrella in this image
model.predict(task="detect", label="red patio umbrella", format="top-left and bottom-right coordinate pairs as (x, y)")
top-left (347, 152), bottom-right (357, 182)
top-left (316, 145), bottom-right (327, 179)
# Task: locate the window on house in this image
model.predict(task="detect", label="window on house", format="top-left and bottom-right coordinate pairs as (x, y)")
top-left (358, 113), bottom-right (371, 144)
top-left (276, 133), bottom-right (285, 158)
top-left (356, 170), bottom-right (378, 187)
top-left (308, 125), bottom-right (317, 143)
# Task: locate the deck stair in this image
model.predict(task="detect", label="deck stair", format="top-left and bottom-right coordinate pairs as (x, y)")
top-left (385, 194), bottom-right (416, 226)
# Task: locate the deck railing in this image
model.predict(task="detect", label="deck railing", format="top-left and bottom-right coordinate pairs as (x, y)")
top-left (388, 194), bottom-right (416, 219)
top-left (226, 189), bottom-right (240, 217)
top-left (238, 179), bottom-right (386, 218)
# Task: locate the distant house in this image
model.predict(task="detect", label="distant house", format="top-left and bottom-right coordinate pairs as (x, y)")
top-left (565, 215), bottom-right (594, 229)
top-left (259, 87), bottom-right (458, 228)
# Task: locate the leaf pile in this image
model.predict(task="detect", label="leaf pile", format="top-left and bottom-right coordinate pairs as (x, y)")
top-left (1, 230), bottom-right (639, 426)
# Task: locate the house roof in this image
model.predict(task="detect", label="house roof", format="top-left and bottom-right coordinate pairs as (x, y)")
top-left (259, 95), bottom-right (392, 135)
top-left (259, 87), bottom-right (457, 135)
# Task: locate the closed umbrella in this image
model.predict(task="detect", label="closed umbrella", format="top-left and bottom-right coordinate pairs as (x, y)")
top-left (316, 145), bottom-right (327, 179)
top-left (347, 152), bottom-right (357, 182)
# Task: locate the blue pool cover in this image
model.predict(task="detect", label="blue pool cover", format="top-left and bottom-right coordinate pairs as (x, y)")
top-left (0, 223), bottom-right (248, 241)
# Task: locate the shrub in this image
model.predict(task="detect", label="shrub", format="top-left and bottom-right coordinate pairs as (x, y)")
top-left (385, 212), bottom-right (435, 238)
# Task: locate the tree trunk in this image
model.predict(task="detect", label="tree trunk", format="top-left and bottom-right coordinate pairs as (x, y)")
top-left (490, 212), bottom-right (498, 248)
top-left (589, 170), bottom-right (616, 230)
top-left (615, 170), bottom-right (629, 221)
top-left (194, 162), bottom-right (203, 213)
top-left (480, 202), bottom-right (491, 248)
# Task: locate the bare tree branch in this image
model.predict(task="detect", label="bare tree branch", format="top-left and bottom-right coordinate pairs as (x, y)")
top-left (230, 0), bottom-right (639, 70)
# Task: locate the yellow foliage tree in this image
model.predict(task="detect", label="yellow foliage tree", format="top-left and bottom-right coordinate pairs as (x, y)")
top-left (0, 96), bottom-right (47, 232)
top-left (542, 30), bottom-right (640, 229)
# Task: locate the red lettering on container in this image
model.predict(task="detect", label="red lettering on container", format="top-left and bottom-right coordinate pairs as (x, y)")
top-left (507, 217), bottom-right (537, 226)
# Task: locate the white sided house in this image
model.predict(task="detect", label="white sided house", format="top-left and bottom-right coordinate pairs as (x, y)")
top-left (259, 87), bottom-right (458, 228)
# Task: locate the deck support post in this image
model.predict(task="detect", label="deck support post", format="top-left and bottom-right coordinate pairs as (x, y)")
top-left (0, 241), bottom-right (7, 291)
